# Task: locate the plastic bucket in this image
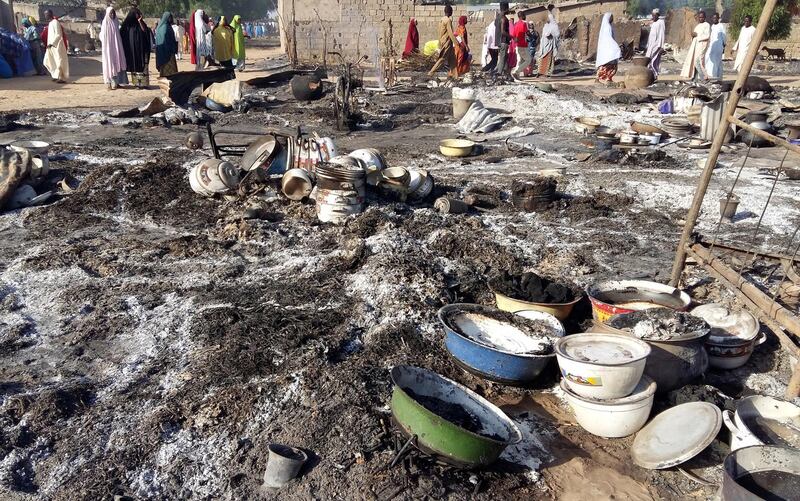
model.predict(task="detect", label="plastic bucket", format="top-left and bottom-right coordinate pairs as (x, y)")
top-left (720, 196), bottom-right (740, 219)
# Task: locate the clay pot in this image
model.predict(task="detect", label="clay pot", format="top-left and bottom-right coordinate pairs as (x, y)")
top-left (290, 75), bottom-right (324, 101)
top-left (624, 66), bottom-right (654, 90)
top-left (632, 56), bottom-right (651, 67)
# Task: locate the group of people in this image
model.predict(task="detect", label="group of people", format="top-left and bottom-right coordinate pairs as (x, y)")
top-left (99, 8), bottom-right (248, 90)
top-left (406, 5), bottom-right (761, 85)
top-left (402, 3), bottom-right (561, 81)
top-left (6, 8), bottom-right (248, 90)
top-left (185, 11), bottom-right (247, 72)
top-left (681, 11), bottom-right (756, 81)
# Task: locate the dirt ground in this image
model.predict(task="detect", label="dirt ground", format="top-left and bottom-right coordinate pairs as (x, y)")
top-left (0, 53), bottom-right (799, 501)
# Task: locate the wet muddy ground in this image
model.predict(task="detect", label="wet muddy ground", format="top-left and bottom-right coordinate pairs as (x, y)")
top-left (0, 74), bottom-right (799, 500)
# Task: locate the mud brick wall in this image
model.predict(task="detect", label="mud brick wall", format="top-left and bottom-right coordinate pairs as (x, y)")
top-left (278, 0), bottom-right (628, 63)
top-left (278, 0), bottom-right (456, 64)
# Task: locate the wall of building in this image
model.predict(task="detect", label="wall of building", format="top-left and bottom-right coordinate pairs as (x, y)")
top-left (1, 0), bottom-right (15, 31)
top-left (278, 0), bottom-right (628, 62)
top-left (13, 2), bottom-right (104, 23)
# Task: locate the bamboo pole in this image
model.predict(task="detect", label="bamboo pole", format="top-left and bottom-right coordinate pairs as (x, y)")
top-left (669, 0), bottom-right (780, 287)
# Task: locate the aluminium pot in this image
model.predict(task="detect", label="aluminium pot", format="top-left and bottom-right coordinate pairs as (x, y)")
top-left (723, 396), bottom-right (800, 452)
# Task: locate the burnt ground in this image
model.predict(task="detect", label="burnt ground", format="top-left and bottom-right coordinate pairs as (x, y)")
top-left (0, 75), bottom-right (799, 501)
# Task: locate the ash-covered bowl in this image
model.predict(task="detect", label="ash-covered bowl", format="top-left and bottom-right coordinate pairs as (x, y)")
top-left (438, 303), bottom-right (564, 385)
top-left (489, 271), bottom-right (582, 321)
top-left (607, 308), bottom-right (710, 342)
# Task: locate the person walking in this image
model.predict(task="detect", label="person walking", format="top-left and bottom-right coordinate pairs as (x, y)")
top-left (155, 12), bottom-right (178, 77)
top-left (680, 10), bottom-right (710, 81)
top-left (120, 8), bottom-right (151, 87)
top-left (230, 15), bottom-right (247, 70)
top-left (99, 6), bottom-right (127, 89)
top-left (595, 12), bottom-right (621, 84)
top-left (645, 9), bottom-right (665, 79)
top-left (537, 5), bottom-right (559, 77)
top-left (42, 10), bottom-right (68, 83)
top-left (453, 15), bottom-right (470, 77)
top-left (21, 17), bottom-right (46, 75)
top-left (511, 11), bottom-right (530, 78)
top-left (173, 19), bottom-right (185, 60)
top-left (212, 16), bottom-right (235, 68)
top-left (705, 13), bottom-right (726, 80)
top-left (427, 4), bottom-right (458, 78)
top-left (733, 15), bottom-right (755, 73)
top-left (481, 17), bottom-right (497, 73)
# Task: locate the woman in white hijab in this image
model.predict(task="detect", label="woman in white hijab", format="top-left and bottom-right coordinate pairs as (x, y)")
top-left (100, 6), bottom-right (127, 89)
top-left (595, 12), bottom-right (621, 84)
top-left (194, 9), bottom-right (211, 70)
top-left (537, 6), bottom-right (560, 77)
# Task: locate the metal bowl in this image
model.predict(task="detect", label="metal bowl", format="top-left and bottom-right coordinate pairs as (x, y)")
top-left (439, 304), bottom-right (563, 385)
top-left (390, 365), bottom-right (522, 467)
top-left (439, 139), bottom-right (475, 157)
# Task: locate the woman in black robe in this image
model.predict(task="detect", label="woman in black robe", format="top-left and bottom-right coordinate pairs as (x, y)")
top-left (120, 8), bottom-right (151, 87)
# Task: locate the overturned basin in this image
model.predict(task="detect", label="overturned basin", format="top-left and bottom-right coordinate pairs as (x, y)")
top-left (390, 365), bottom-right (522, 467)
top-left (439, 304), bottom-right (563, 385)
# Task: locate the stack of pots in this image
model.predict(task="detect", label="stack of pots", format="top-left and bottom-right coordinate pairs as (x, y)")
top-left (315, 158), bottom-right (366, 223)
top-left (555, 333), bottom-right (656, 438)
top-left (189, 158), bottom-right (241, 197)
top-left (9, 140), bottom-right (50, 179)
top-left (378, 166), bottom-right (434, 203)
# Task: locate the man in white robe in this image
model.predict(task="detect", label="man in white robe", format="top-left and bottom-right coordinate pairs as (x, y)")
top-left (733, 15), bottom-right (756, 73)
top-left (43, 10), bottom-right (69, 83)
top-left (646, 9), bottom-right (665, 78)
top-left (705, 13), bottom-right (726, 80)
top-left (680, 10), bottom-right (710, 80)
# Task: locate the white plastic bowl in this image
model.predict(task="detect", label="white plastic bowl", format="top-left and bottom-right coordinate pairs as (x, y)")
top-left (561, 375), bottom-right (656, 438)
top-left (555, 333), bottom-right (651, 399)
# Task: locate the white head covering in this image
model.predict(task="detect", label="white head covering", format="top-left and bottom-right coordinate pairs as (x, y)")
top-left (100, 6), bottom-right (126, 82)
top-left (596, 12), bottom-right (621, 67)
top-left (194, 9), bottom-right (206, 45)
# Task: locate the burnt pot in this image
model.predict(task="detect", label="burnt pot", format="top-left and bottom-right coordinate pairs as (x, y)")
top-left (722, 445), bottom-right (800, 501)
top-left (291, 74), bottom-right (324, 101)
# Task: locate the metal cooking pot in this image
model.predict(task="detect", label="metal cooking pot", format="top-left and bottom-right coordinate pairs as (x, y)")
top-left (737, 121), bottom-right (773, 148)
top-left (722, 445), bottom-right (800, 500)
top-left (240, 135), bottom-right (279, 172)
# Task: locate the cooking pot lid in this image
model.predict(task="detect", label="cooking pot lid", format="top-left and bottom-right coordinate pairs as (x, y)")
top-left (631, 402), bottom-right (721, 469)
top-left (691, 303), bottom-right (759, 344)
top-left (241, 136), bottom-right (278, 172)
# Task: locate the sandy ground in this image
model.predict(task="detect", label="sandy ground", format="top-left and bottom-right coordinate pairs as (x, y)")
top-left (0, 46), bottom-right (284, 112)
top-left (0, 51), bottom-right (799, 500)
top-left (2, 47), bottom-right (799, 113)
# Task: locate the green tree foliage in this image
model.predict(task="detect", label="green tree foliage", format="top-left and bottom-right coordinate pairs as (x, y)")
top-left (729, 0), bottom-right (794, 40)
top-left (121, 0), bottom-right (275, 20)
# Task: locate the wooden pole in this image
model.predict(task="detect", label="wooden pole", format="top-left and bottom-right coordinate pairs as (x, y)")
top-left (669, 0), bottom-right (780, 287)
top-left (728, 116), bottom-right (800, 156)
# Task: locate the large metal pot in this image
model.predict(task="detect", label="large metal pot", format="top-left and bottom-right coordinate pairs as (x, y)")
top-left (722, 445), bottom-right (800, 500)
top-left (593, 316), bottom-right (709, 393)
